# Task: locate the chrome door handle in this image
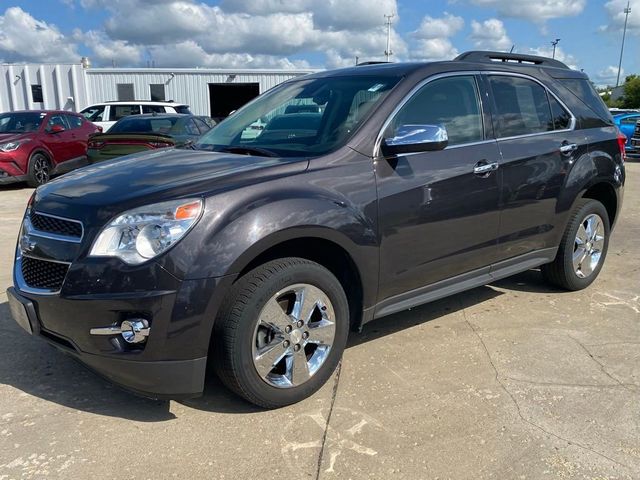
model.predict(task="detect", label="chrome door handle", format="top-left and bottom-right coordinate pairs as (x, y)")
top-left (560, 143), bottom-right (578, 155)
top-left (473, 162), bottom-right (499, 175)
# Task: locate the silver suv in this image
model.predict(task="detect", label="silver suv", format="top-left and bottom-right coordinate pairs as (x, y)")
top-left (80, 101), bottom-right (192, 132)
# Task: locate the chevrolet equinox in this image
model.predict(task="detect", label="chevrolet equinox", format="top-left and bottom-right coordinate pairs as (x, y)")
top-left (7, 51), bottom-right (626, 408)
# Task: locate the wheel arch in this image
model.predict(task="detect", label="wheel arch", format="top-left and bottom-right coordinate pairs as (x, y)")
top-left (581, 181), bottom-right (618, 228)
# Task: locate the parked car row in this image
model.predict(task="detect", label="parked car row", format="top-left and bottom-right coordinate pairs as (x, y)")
top-left (0, 103), bottom-right (216, 186)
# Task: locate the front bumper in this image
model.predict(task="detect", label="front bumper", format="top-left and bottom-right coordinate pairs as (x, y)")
top-left (7, 269), bottom-right (235, 399)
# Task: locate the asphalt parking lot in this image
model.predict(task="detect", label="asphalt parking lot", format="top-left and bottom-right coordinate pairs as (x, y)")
top-left (0, 163), bottom-right (638, 480)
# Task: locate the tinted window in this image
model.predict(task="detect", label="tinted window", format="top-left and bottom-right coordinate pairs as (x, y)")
top-left (110, 105), bottom-right (141, 121)
top-left (490, 76), bottom-right (553, 137)
top-left (81, 105), bottom-right (106, 121)
top-left (389, 75), bottom-right (483, 146)
top-left (196, 75), bottom-right (400, 157)
top-left (47, 114), bottom-right (69, 131)
top-left (560, 78), bottom-right (613, 124)
top-left (0, 112), bottom-right (46, 133)
top-left (194, 118), bottom-right (212, 134)
top-left (549, 95), bottom-right (572, 130)
top-left (65, 114), bottom-right (83, 129)
top-left (620, 116), bottom-right (640, 125)
top-left (109, 116), bottom-right (180, 133)
top-left (184, 119), bottom-right (200, 135)
top-left (174, 105), bottom-right (192, 114)
top-left (142, 105), bottom-right (166, 114)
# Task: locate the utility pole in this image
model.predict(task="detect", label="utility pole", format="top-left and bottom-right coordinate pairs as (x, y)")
top-left (551, 38), bottom-right (561, 59)
top-left (384, 14), bottom-right (394, 62)
top-left (616, 1), bottom-right (631, 87)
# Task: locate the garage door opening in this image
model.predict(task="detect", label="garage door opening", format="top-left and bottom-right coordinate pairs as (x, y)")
top-left (209, 83), bottom-right (260, 123)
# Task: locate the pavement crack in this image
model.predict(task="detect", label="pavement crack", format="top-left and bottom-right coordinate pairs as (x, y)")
top-left (461, 306), bottom-right (634, 472)
top-left (315, 360), bottom-right (342, 480)
top-left (503, 376), bottom-right (634, 390)
top-left (568, 335), bottom-right (637, 390)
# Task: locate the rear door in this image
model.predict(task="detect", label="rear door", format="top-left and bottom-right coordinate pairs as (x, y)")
top-left (42, 114), bottom-right (73, 164)
top-left (63, 114), bottom-right (87, 160)
top-left (376, 74), bottom-right (503, 303)
top-left (106, 104), bottom-right (141, 132)
top-left (486, 73), bottom-right (586, 260)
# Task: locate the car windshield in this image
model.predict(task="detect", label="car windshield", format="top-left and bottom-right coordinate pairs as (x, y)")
top-left (0, 112), bottom-right (46, 133)
top-left (194, 75), bottom-right (401, 157)
top-left (109, 116), bottom-right (181, 134)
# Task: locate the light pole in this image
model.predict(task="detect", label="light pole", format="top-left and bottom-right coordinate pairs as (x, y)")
top-left (551, 38), bottom-right (561, 59)
top-left (384, 14), bottom-right (394, 62)
top-left (616, 1), bottom-right (631, 87)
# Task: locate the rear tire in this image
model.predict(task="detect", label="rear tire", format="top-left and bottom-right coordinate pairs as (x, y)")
top-left (542, 199), bottom-right (610, 291)
top-left (27, 152), bottom-right (51, 187)
top-left (213, 257), bottom-right (349, 408)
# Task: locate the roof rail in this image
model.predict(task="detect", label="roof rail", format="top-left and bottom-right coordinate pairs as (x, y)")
top-left (104, 99), bottom-right (181, 103)
top-left (454, 51), bottom-right (570, 70)
top-left (356, 61), bottom-right (391, 66)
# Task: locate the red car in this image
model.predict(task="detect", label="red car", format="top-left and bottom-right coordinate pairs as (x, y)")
top-left (0, 110), bottom-right (101, 187)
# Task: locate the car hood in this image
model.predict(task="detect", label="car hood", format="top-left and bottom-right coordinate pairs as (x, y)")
top-left (0, 132), bottom-right (31, 143)
top-left (36, 147), bottom-right (309, 210)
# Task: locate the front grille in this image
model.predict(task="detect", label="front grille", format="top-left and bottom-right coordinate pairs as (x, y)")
top-left (30, 211), bottom-right (82, 239)
top-left (21, 257), bottom-right (69, 290)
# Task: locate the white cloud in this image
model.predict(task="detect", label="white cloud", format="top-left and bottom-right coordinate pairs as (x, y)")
top-left (413, 13), bottom-right (464, 39)
top-left (469, 0), bottom-right (585, 22)
top-left (526, 46), bottom-right (578, 70)
top-left (410, 13), bottom-right (462, 61)
top-left (602, 0), bottom-right (640, 35)
top-left (73, 0), bottom-right (404, 67)
top-left (0, 7), bottom-right (79, 63)
top-left (594, 65), bottom-right (623, 86)
top-left (73, 30), bottom-right (143, 67)
top-left (470, 19), bottom-right (512, 50)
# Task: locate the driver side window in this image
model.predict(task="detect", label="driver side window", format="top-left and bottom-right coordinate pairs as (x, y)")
top-left (389, 75), bottom-right (484, 146)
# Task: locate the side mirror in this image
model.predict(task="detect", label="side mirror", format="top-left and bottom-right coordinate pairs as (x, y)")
top-left (49, 124), bottom-right (65, 134)
top-left (382, 124), bottom-right (448, 156)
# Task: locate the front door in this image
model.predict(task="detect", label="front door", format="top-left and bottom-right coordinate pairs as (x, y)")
top-left (376, 74), bottom-right (502, 303)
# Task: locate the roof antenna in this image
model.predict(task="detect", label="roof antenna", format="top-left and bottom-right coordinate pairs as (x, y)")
top-left (509, 45), bottom-right (515, 53)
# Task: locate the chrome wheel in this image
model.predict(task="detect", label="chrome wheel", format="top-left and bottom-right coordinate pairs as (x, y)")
top-left (252, 283), bottom-right (336, 388)
top-left (573, 213), bottom-right (605, 278)
top-left (32, 155), bottom-right (50, 185)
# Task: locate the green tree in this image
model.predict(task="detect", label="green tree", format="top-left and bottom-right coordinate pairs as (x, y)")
top-left (621, 75), bottom-right (640, 108)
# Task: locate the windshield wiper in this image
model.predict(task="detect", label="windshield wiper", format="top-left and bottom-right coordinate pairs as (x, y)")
top-left (220, 146), bottom-right (278, 157)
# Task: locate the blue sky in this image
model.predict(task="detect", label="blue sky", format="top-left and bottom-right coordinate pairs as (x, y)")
top-left (0, 0), bottom-right (638, 86)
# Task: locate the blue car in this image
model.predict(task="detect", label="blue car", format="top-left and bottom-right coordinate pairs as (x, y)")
top-left (613, 112), bottom-right (640, 153)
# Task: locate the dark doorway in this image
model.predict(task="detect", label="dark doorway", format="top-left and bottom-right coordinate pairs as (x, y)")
top-left (209, 83), bottom-right (260, 122)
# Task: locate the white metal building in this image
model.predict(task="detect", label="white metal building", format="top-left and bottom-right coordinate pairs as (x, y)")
top-left (0, 63), bottom-right (316, 118)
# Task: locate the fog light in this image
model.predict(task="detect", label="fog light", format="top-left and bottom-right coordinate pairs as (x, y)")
top-left (90, 318), bottom-right (150, 344)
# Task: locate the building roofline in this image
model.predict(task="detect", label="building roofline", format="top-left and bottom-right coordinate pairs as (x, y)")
top-left (86, 67), bottom-right (320, 75)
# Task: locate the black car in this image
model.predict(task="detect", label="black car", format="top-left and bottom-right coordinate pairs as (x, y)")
top-left (7, 51), bottom-right (625, 408)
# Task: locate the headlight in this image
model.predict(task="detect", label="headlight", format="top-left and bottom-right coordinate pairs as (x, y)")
top-left (0, 141), bottom-right (22, 152)
top-left (89, 198), bottom-right (203, 265)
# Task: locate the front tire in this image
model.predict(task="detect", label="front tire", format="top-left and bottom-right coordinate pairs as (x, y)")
top-left (27, 152), bottom-right (51, 187)
top-left (213, 258), bottom-right (349, 408)
top-left (542, 199), bottom-right (610, 291)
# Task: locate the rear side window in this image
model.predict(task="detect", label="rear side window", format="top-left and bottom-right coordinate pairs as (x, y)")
top-left (174, 105), bottom-right (192, 114)
top-left (110, 105), bottom-right (141, 121)
top-left (620, 116), bottom-right (640, 125)
top-left (559, 78), bottom-right (613, 124)
top-left (142, 105), bottom-right (166, 114)
top-left (65, 114), bottom-right (83, 129)
top-left (549, 96), bottom-right (572, 130)
top-left (81, 105), bottom-right (105, 122)
top-left (389, 75), bottom-right (484, 146)
top-left (489, 76), bottom-right (553, 137)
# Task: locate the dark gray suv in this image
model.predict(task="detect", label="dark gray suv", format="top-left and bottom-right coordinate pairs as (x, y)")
top-left (7, 51), bottom-right (626, 408)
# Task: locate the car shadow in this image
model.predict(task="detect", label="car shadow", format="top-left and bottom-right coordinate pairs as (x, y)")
top-left (0, 269), bottom-right (561, 419)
